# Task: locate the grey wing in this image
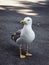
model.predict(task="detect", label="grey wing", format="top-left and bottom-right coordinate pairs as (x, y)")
top-left (11, 29), bottom-right (21, 42)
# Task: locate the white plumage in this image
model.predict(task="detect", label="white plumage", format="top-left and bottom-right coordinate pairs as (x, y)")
top-left (11, 17), bottom-right (35, 58)
top-left (17, 17), bottom-right (35, 44)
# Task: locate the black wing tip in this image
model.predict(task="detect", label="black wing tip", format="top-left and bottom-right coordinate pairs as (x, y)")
top-left (11, 34), bottom-right (16, 42)
top-left (11, 31), bottom-right (20, 42)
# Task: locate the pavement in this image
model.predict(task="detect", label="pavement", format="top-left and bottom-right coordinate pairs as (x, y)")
top-left (0, 0), bottom-right (49, 65)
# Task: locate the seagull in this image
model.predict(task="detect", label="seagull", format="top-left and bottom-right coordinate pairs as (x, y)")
top-left (11, 17), bottom-right (35, 58)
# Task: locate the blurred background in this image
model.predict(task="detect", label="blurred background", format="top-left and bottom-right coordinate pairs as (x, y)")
top-left (0, 0), bottom-right (49, 65)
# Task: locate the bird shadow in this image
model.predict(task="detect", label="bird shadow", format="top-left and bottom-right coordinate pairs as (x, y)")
top-left (4, 44), bottom-right (26, 58)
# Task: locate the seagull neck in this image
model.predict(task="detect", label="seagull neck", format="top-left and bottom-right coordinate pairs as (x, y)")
top-left (24, 24), bottom-right (32, 28)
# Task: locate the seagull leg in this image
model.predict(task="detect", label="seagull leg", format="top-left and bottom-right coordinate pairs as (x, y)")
top-left (26, 44), bottom-right (32, 56)
top-left (20, 44), bottom-right (26, 58)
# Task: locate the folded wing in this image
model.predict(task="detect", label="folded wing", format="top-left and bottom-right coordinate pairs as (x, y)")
top-left (11, 30), bottom-right (21, 42)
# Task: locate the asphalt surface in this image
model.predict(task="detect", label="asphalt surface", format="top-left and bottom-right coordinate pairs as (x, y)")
top-left (0, 1), bottom-right (49, 65)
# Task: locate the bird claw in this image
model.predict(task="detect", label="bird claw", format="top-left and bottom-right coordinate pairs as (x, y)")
top-left (26, 53), bottom-right (32, 56)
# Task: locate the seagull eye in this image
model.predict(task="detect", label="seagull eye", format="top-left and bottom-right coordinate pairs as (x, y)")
top-left (27, 19), bottom-right (30, 21)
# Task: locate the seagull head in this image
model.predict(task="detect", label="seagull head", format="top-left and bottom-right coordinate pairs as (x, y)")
top-left (20, 17), bottom-right (32, 25)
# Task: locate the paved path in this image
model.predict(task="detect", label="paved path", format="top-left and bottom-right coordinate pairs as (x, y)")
top-left (0, 0), bottom-right (49, 65)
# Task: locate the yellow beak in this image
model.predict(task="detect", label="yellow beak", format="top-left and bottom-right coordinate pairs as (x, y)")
top-left (20, 19), bottom-right (25, 23)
